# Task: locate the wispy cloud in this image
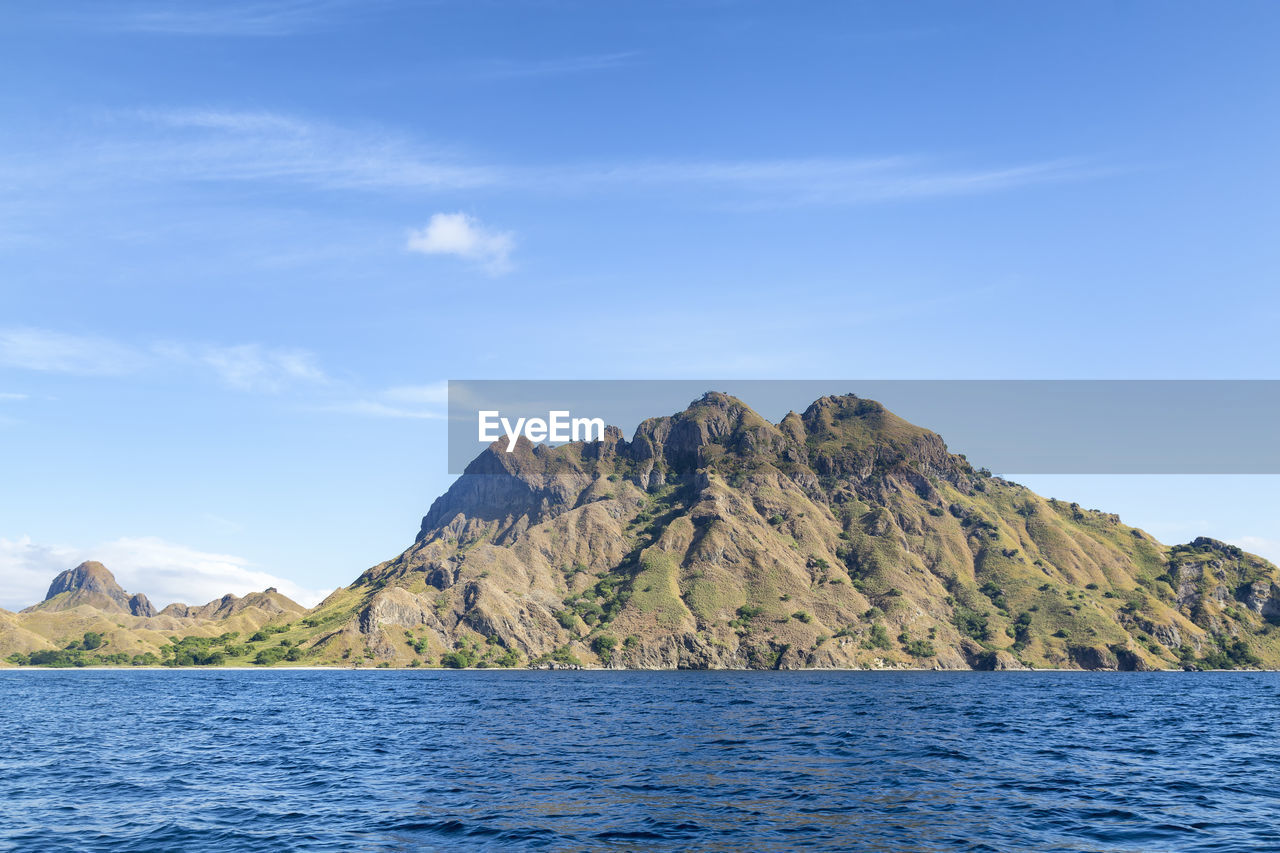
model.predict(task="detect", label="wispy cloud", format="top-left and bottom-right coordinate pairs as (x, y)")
top-left (320, 381), bottom-right (448, 420)
top-left (407, 212), bottom-right (515, 275)
top-left (0, 327), bottom-right (329, 393)
top-left (93, 0), bottom-right (355, 37)
top-left (43, 108), bottom-right (503, 194)
top-left (0, 325), bottom-right (446, 418)
top-left (530, 156), bottom-right (1097, 208)
top-left (12, 109), bottom-right (1104, 209)
top-left (468, 51), bottom-right (641, 80)
top-left (0, 534), bottom-right (328, 612)
top-left (0, 328), bottom-right (144, 375)
top-left (185, 343), bottom-right (329, 392)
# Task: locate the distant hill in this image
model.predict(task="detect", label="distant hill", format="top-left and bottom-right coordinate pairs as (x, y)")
top-left (2, 562), bottom-right (307, 666)
top-left (6, 392), bottom-right (1279, 671)
top-left (24, 561), bottom-right (157, 617)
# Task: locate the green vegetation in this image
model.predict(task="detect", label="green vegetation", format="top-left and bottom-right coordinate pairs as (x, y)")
top-left (902, 638), bottom-right (936, 658)
top-left (863, 623), bottom-right (892, 651)
top-left (590, 633), bottom-right (618, 664)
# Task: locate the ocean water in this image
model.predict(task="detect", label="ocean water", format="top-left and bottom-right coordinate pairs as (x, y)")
top-left (1, 671), bottom-right (1278, 852)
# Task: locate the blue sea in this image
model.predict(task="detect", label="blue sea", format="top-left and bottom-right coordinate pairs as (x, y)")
top-left (2, 671), bottom-right (1278, 852)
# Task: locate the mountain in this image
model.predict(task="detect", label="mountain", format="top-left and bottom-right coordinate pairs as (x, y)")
top-left (160, 589), bottom-right (306, 621)
top-left (293, 392), bottom-right (1280, 671)
top-left (3, 563), bottom-right (306, 665)
top-left (6, 392), bottom-right (1280, 671)
top-left (24, 561), bottom-right (157, 617)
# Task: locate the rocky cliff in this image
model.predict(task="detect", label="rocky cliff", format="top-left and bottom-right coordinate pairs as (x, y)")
top-left (298, 392), bottom-right (1280, 671)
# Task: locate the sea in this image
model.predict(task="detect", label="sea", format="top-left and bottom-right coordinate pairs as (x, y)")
top-left (1, 670), bottom-right (1277, 851)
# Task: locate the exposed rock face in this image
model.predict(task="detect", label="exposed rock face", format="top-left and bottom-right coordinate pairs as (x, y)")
top-left (309, 392), bottom-right (1280, 670)
top-left (26, 562), bottom-right (137, 614)
top-left (128, 593), bottom-right (156, 618)
top-left (1068, 645), bottom-right (1119, 671)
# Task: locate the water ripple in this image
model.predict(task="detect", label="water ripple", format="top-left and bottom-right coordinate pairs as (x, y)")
top-left (1, 671), bottom-right (1279, 851)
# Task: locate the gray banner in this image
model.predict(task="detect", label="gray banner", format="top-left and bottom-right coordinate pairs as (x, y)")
top-left (446, 380), bottom-right (1280, 475)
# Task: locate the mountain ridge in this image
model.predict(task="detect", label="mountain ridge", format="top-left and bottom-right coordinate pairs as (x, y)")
top-left (6, 391), bottom-right (1280, 671)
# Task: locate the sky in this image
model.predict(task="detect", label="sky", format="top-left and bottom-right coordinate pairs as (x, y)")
top-left (1, 0), bottom-right (1278, 610)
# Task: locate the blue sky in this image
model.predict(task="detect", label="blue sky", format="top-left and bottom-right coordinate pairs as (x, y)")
top-left (1, 1), bottom-right (1278, 609)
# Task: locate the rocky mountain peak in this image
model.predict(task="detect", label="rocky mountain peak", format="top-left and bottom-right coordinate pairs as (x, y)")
top-left (29, 561), bottom-right (155, 617)
top-left (45, 561), bottom-right (126, 601)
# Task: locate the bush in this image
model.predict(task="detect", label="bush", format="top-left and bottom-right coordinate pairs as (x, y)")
top-left (591, 634), bottom-right (618, 664)
top-left (792, 611), bottom-right (813, 624)
top-left (253, 646), bottom-right (287, 666)
top-left (863, 623), bottom-right (892, 651)
top-left (903, 639), bottom-right (936, 658)
top-left (27, 650), bottom-right (87, 667)
top-left (550, 645), bottom-right (581, 667)
top-left (952, 607), bottom-right (991, 641)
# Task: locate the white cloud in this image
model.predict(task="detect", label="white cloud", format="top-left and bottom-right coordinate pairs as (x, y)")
top-left (407, 212), bottom-right (515, 275)
top-left (0, 537), bottom-right (78, 612)
top-left (321, 381), bottom-right (449, 419)
top-left (1233, 537), bottom-right (1280, 567)
top-left (0, 535), bottom-right (328, 612)
top-left (0, 328), bottom-right (329, 393)
top-left (194, 344), bottom-right (328, 392)
top-left (382, 382), bottom-right (449, 405)
top-left (90, 0), bottom-right (352, 37)
top-left (0, 328), bottom-right (143, 375)
top-left (323, 400), bottom-right (445, 420)
top-left (120, 108), bottom-right (499, 192)
top-left (7, 109), bottom-right (1101, 210)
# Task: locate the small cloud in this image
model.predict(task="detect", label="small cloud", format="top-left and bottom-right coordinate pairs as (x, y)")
top-left (0, 393), bottom-right (27, 401)
top-left (157, 342), bottom-right (328, 392)
top-left (201, 344), bottom-right (327, 392)
top-left (382, 382), bottom-right (448, 405)
top-left (407, 212), bottom-right (514, 275)
top-left (0, 328), bottom-right (143, 375)
top-left (321, 381), bottom-right (449, 419)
